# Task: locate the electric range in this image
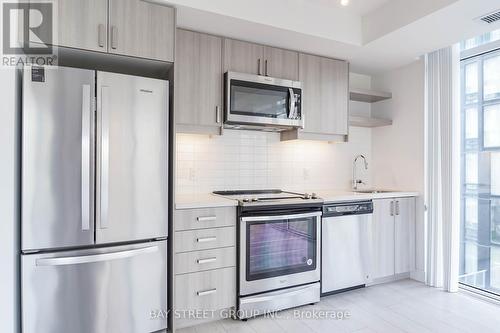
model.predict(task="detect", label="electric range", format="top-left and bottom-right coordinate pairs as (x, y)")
top-left (213, 189), bottom-right (323, 319)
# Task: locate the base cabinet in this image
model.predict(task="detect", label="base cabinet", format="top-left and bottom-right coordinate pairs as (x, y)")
top-left (371, 197), bottom-right (415, 282)
top-left (173, 207), bottom-right (237, 330)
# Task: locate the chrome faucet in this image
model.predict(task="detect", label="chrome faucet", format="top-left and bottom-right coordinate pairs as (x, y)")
top-left (352, 154), bottom-right (368, 190)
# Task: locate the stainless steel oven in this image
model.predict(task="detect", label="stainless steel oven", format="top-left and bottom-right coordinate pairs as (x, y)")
top-left (238, 205), bottom-right (321, 318)
top-left (225, 72), bottom-right (302, 131)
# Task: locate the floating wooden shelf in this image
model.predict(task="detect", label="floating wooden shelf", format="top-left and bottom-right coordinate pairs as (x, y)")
top-left (349, 116), bottom-right (392, 128)
top-left (350, 88), bottom-right (392, 103)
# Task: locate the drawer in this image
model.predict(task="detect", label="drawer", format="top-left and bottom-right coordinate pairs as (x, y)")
top-left (175, 207), bottom-right (236, 231)
top-left (175, 267), bottom-right (236, 312)
top-left (175, 227), bottom-right (235, 253)
top-left (175, 247), bottom-right (236, 275)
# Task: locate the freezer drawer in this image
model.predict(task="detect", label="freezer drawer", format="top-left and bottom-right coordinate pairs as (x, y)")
top-left (21, 241), bottom-right (167, 333)
top-left (96, 71), bottom-right (168, 244)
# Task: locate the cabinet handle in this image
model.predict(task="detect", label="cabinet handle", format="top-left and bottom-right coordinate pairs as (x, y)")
top-left (197, 257), bottom-right (217, 264)
top-left (216, 106), bottom-right (221, 124)
top-left (395, 201), bottom-right (400, 216)
top-left (258, 58), bottom-right (261, 75)
top-left (197, 216), bottom-right (216, 222)
top-left (197, 288), bottom-right (217, 296)
top-left (265, 59), bottom-right (268, 76)
top-left (110, 26), bottom-right (118, 49)
top-left (197, 236), bottom-right (217, 243)
top-left (390, 201), bottom-right (394, 216)
top-left (98, 24), bottom-right (105, 48)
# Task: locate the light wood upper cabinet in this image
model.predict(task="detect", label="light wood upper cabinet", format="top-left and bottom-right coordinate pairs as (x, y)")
top-left (30, 0), bottom-right (108, 52)
top-left (108, 0), bottom-right (175, 62)
top-left (263, 46), bottom-right (298, 81)
top-left (223, 39), bottom-right (264, 75)
top-left (298, 53), bottom-right (349, 137)
top-left (223, 39), bottom-right (298, 80)
top-left (175, 30), bottom-right (223, 134)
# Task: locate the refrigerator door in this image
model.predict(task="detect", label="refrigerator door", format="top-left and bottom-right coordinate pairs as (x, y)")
top-left (21, 240), bottom-right (168, 333)
top-left (96, 72), bottom-right (168, 244)
top-left (22, 66), bottom-right (95, 251)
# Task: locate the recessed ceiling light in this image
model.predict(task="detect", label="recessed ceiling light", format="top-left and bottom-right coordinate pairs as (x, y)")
top-left (340, 0), bottom-right (350, 6)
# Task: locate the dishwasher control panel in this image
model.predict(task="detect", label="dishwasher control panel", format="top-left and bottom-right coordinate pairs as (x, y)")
top-left (323, 201), bottom-right (373, 217)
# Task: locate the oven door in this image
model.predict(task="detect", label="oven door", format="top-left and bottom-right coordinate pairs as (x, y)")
top-left (239, 211), bottom-right (321, 296)
top-left (225, 72), bottom-right (302, 129)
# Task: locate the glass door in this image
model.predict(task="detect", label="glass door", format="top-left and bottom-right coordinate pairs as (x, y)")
top-left (459, 48), bottom-right (500, 296)
top-left (245, 213), bottom-right (318, 281)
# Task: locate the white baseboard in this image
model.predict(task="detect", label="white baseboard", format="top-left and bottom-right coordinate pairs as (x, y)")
top-left (410, 269), bottom-right (425, 282)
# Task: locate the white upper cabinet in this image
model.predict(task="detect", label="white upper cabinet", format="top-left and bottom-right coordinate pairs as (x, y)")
top-left (175, 29), bottom-right (223, 134)
top-left (108, 0), bottom-right (175, 62)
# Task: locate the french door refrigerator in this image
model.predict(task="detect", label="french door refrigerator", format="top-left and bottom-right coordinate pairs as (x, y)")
top-left (21, 66), bottom-right (168, 333)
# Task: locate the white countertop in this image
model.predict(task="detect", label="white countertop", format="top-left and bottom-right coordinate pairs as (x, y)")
top-left (175, 193), bottom-right (238, 210)
top-left (316, 190), bottom-right (420, 203)
top-left (175, 190), bottom-right (419, 209)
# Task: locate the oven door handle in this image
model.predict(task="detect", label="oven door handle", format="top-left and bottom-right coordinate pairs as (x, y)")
top-left (241, 211), bottom-right (321, 223)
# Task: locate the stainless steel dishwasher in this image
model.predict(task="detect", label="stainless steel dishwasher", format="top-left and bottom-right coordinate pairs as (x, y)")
top-left (321, 201), bottom-right (373, 296)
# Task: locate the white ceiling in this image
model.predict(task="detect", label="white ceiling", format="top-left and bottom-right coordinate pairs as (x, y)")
top-left (306, 0), bottom-right (391, 16)
top-left (162, 0), bottom-right (500, 74)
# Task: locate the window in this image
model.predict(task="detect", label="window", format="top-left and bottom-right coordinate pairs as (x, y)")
top-left (459, 48), bottom-right (500, 296)
top-left (461, 29), bottom-right (500, 51)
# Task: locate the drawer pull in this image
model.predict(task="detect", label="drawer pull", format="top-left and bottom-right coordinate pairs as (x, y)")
top-left (197, 236), bottom-right (217, 243)
top-left (197, 257), bottom-right (217, 264)
top-left (197, 288), bottom-right (217, 296)
top-left (197, 216), bottom-right (216, 222)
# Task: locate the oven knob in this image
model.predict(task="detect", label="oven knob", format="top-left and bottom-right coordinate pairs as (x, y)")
top-left (303, 193), bottom-right (311, 199)
top-left (251, 198), bottom-right (259, 202)
top-left (242, 198), bottom-right (250, 203)
top-left (311, 193), bottom-right (318, 199)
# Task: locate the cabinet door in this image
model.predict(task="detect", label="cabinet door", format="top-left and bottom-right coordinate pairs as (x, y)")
top-left (30, 0), bottom-right (108, 52)
top-left (264, 46), bottom-right (298, 80)
top-left (299, 54), bottom-right (349, 136)
top-left (395, 197), bottom-right (415, 274)
top-left (223, 39), bottom-right (264, 75)
top-left (109, 0), bottom-right (175, 62)
top-left (371, 199), bottom-right (395, 280)
top-left (175, 30), bottom-right (222, 132)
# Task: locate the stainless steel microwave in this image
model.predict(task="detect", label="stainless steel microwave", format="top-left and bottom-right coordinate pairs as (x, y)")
top-left (224, 72), bottom-right (303, 131)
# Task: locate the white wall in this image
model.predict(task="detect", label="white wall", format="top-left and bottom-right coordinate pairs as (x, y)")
top-left (371, 59), bottom-right (426, 281)
top-left (0, 68), bottom-right (20, 333)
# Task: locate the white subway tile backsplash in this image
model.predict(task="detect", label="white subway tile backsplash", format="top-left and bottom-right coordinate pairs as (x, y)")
top-left (176, 128), bottom-right (373, 195)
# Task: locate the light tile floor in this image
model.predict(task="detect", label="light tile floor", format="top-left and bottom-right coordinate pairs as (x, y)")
top-left (177, 279), bottom-right (500, 333)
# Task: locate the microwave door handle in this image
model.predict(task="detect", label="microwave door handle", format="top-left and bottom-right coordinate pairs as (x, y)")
top-left (288, 88), bottom-right (296, 119)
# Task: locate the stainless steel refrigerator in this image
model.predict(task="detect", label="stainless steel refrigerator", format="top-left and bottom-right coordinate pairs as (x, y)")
top-left (20, 66), bottom-right (168, 333)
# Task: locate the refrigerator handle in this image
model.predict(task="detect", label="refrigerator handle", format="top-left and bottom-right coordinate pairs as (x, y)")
top-left (81, 85), bottom-right (91, 231)
top-left (100, 86), bottom-right (110, 229)
top-left (36, 245), bottom-right (159, 266)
